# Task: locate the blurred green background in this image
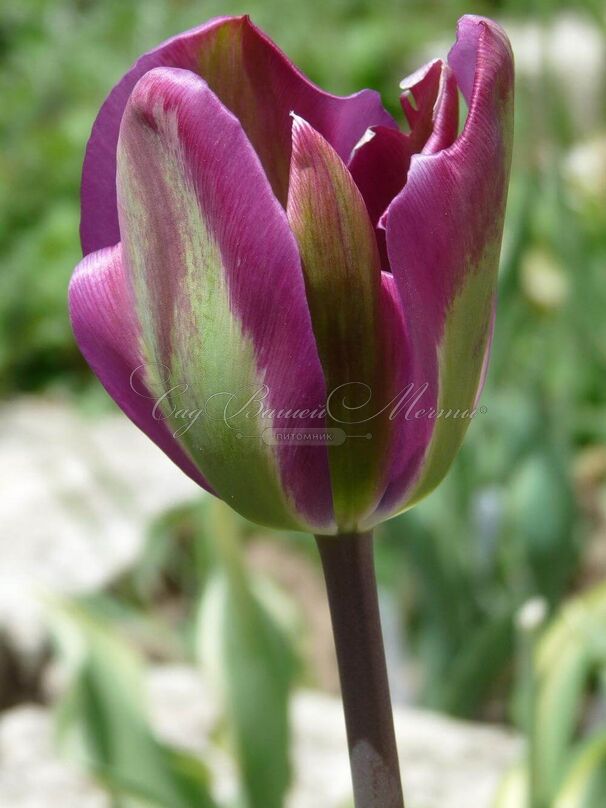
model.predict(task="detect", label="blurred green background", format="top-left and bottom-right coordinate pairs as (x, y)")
top-left (1, 0), bottom-right (606, 806)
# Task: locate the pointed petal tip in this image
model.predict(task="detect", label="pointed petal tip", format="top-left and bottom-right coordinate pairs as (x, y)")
top-left (289, 112), bottom-right (332, 167)
top-left (291, 109), bottom-right (316, 132)
top-left (456, 12), bottom-right (511, 39)
top-left (449, 15), bottom-right (513, 102)
top-left (399, 58), bottom-right (442, 92)
top-left (398, 56), bottom-right (458, 152)
top-left (289, 110), bottom-right (306, 128)
top-left (352, 127), bottom-right (377, 152)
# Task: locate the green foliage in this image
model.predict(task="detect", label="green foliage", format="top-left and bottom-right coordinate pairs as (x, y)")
top-left (197, 503), bottom-right (297, 808)
top-left (51, 600), bottom-right (219, 808)
top-left (533, 585), bottom-right (606, 806)
top-left (508, 451), bottom-right (576, 603)
top-left (378, 380), bottom-right (581, 717)
top-left (553, 732), bottom-right (606, 808)
top-left (495, 584), bottom-right (606, 808)
top-left (49, 501), bottom-right (299, 808)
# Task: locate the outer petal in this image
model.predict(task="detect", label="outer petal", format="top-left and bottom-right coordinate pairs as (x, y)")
top-left (68, 244), bottom-right (211, 491)
top-left (81, 15), bottom-right (395, 255)
top-left (287, 115), bottom-right (401, 531)
top-left (349, 59), bottom-right (458, 268)
top-left (117, 68), bottom-right (334, 533)
top-left (373, 15), bottom-right (514, 522)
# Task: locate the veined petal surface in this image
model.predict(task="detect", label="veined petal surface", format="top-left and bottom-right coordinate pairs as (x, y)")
top-left (68, 244), bottom-right (211, 491)
top-left (117, 68), bottom-right (334, 532)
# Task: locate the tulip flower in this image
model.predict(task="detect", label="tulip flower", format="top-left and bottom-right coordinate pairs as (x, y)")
top-left (69, 14), bottom-right (513, 808)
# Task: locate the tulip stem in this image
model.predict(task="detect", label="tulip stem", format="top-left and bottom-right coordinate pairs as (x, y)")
top-left (315, 531), bottom-right (405, 808)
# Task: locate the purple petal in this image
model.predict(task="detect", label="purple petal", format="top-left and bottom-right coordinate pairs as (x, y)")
top-left (374, 15), bottom-right (514, 520)
top-left (349, 58), bottom-right (458, 268)
top-left (68, 244), bottom-right (212, 492)
top-left (400, 58), bottom-right (459, 154)
top-left (117, 68), bottom-right (334, 531)
top-left (81, 15), bottom-right (395, 255)
top-left (377, 272), bottom-right (434, 507)
top-left (348, 127), bottom-right (415, 270)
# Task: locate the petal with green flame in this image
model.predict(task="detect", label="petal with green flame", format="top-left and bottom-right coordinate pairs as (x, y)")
top-left (287, 115), bottom-right (400, 531)
top-left (117, 68), bottom-right (334, 532)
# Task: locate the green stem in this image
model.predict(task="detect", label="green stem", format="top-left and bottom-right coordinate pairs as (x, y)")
top-left (315, 531), bottom-right (405, 808)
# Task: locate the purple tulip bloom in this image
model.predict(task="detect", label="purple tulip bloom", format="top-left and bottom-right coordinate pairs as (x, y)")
top-left (69, 15), bottom-right (514, 535)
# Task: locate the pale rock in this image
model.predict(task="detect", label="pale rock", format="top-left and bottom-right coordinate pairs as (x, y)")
top-left (0, 666), bottom-right (522, 808)
top-left (0, 397), bottom-right (200, 653)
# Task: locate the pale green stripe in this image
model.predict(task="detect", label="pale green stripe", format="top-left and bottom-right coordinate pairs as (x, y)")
top-left (118, 111), bottom-right (301, 529)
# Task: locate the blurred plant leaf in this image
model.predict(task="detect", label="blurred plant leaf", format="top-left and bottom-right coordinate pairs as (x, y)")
top-left (51, 599), bottom-right (219, 808)
top-left (197, 503), bottom-right (297, 808)
top-left (554, 731), bottom-right (606, 808)
top-left (508, 449), bottom-right (576, 603)
top-left (131, 498), bottom-right (214, 605)
top-left (492, 763), bottom-right (528, 808)
top-left (438, 609), bottom-right (514, 717)
top-left (534, 584), bottom-right (606, 804)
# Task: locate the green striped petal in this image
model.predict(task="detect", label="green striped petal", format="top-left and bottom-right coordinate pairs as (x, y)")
top-left (117, 69), bottom-right (334, 532)
top-left (287, 114), bottom-right (395, 531)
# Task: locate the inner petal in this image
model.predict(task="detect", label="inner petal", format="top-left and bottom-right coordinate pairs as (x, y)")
top-left (348, 58), bottom-right (459, 270)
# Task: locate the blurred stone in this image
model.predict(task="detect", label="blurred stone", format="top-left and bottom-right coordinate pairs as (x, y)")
top-left (0, 397), bottom-right (200, 654)
top-left (0, 665), bottom-right (521, 808)
top-left (0, 706), bottom-right (109, 807)
top-left (293, 692), bottom-right (521, 808)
